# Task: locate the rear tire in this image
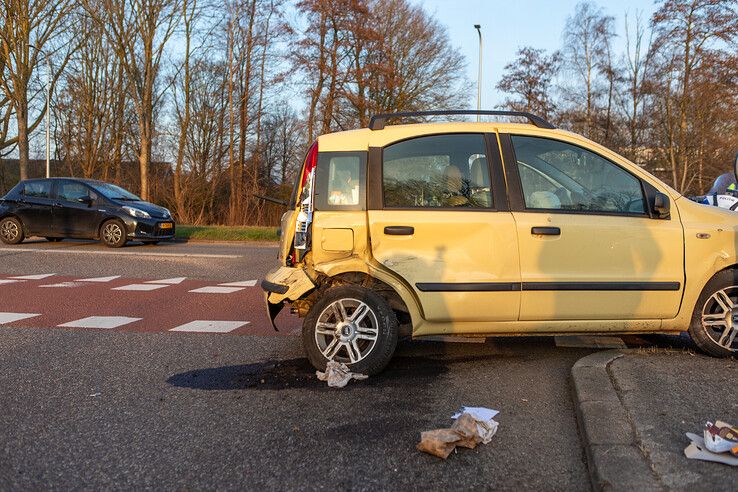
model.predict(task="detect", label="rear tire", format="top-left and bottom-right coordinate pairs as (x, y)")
top-left (0, 217), bottom-right (24, 245)
top-left (302, 285), bottom-right (398, 376)
top-left (689, 269), bottom-right (738, 357)
top-left (100, 219), bottom-right (127, 248)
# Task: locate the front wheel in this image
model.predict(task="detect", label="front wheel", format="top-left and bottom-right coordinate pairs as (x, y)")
top-left (0, 217), bottom-right (24, 244)
top-left (100, 220), bottom-right (127, 248)
top-left (302, 285), bottom-right (398, 376)
top-left (689, 270), bottom-right (738, 357)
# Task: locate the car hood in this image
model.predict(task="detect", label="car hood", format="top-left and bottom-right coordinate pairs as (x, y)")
top-left (116, 200), bottom-right (171, 220)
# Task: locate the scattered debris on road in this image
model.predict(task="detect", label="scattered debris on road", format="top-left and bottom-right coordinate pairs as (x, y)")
top-left (684, 420), bottom-right (738, 466)
top-left (417, 406), bottom-right (499, 459)
top-left (316, 361), bottom-right (368, 388)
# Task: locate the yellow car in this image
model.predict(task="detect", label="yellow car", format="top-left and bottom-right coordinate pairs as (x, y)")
top-left (262, 110), bottom-right (738, 375)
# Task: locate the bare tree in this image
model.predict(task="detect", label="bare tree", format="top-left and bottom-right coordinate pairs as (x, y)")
top-left (497, 47), bottom-right (560, 120)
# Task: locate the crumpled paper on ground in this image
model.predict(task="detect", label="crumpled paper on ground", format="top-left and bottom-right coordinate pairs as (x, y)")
top-left (417, 408), bottom-right (500, 459)
top-left (316, 361), bottom-right (368, 388)
top-left (684, 420), bottom-right (738, 467)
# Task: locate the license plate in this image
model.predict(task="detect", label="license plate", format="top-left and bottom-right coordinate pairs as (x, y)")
top-left (159, 222), bottom-right (173, 229)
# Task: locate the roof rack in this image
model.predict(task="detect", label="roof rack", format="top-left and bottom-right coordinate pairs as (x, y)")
top-left (368, 110), bottom-right (556, 130)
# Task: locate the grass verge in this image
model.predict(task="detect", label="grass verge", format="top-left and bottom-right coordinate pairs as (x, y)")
top-left (175, 224), bottom-right (278, 242)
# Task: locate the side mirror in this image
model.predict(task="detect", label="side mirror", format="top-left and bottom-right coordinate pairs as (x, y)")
top-left (653, 192), bottom-right (670, 219)
top-left (734, 152), bottom-right (738, 184)
top-left (77, 196), bottom-right (93, 207)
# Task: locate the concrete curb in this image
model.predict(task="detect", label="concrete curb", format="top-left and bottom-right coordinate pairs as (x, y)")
top-left (571, 350), bottom-right (663, 491)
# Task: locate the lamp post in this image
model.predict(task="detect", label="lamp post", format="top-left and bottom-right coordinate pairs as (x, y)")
top-left (29, 45), bottom-right (52, 178)
top-left (474, 24), bottom-right (482, 122)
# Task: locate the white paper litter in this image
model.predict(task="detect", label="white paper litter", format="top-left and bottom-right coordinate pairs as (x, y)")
top-left (451, 406), bottom-right (500, 444)
top-left (316, 361), bottom-right (368, 388)
top-left (685, 433), bottom-right (738, 467)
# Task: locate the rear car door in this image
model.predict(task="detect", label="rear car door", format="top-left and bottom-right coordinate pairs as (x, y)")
top-left (53, 180), bottom-right (101, 237)
top-left (15, 180), bottom-right (54, 235)
top-left (368, 133), bottom-right (521, 325)
top-left (501, 133), bottom-right (684, 321)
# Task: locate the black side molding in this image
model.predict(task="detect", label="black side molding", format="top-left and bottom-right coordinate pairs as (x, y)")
top-left (415, 281), bottom-right (681, 292)
top-left (416, 282), bottom-right (522, 292)
top-left (261, 279), bottom-right (289, 295)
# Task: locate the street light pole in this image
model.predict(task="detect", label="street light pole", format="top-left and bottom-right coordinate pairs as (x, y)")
top-left (30, 45), bottom-right (52, 178)
top-left (474, 24), bottom-right (482, 122)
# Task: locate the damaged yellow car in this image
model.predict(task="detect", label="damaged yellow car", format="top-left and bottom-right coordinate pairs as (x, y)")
top-left (262, 110), bottom-right (738, 375)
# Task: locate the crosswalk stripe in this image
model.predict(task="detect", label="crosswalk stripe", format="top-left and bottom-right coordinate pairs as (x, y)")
top-left (58, 316), bottom-right (141, 329)
top-left (112, 284), bottom-right (169, 291)
top-left (188, 286), bottom-right (245, 294)
top-left (217, 280), bottom-right (257, 287)
top-left (144, 277), bottom-right (187, 285)
top-left (0, 312), bottom-right (41, 324)
top-left (0, 279), bottom-right (24, 285)
top-left (8, 274), bottom-right (56, 280)
top-left (75, 275), bottom-right (121, 283)
top-left (169, 320), bottom-right (249, 333)
top-left (40, 282), bottom-right (83, 288)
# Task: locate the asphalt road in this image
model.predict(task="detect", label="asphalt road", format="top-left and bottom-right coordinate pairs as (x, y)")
top-left (0, 239), bottom-right (594, 490)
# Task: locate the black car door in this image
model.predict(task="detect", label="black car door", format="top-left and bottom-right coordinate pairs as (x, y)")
top-left (15, 180), bottom-right (54, 235)
top-left (53, 181), bottom-right (102, 237)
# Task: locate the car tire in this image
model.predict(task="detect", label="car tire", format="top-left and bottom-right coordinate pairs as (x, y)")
top-left (302, 285), bottom-right (398, 376)
top-left (100, 219), bottom-right (127, 248)
top-left (45, 237), bottom-right (62, 242)
top-left (0, 217), bottom-right (24, 245)
top-left (688, 269), bottom-right (738, 357)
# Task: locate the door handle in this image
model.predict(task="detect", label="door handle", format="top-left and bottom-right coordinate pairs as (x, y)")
top-left (531, 226), bottom-right (560, 236)
top-left (384, 226), bottom-right (414, 236)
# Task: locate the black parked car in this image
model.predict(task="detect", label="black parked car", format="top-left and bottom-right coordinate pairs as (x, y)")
top-left (0, 178), bottom-right (175, 248)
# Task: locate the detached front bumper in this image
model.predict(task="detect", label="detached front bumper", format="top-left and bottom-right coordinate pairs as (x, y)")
top-left (261, 266), bottom-right (316, 330)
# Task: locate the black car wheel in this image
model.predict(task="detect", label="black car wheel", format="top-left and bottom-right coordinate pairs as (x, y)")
top-left (0, 217), bottom-right (24, 245)
top-left (302, 285), bottom-right (399, 376)
top-left (100, 219), bottom-right (127, 248)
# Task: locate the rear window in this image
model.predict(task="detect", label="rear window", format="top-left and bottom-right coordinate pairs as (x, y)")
top-left (22, 181), bottom-right (51, 198)
top-left (314, 152), bottom-right (366, 211)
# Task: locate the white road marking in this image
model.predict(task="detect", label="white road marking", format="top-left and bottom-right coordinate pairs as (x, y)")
top-left (0, 312), bottom-right (41, 324)
top-left (188, 286), bottom-right (245, 294)
top-left (169, 320), bottom-right (249, 333)
top-left (144, 277), bottom-right (187, 285)
top-left (75, 275), bottom-right (121, 283)
top-left (8, 273), bottom-right (56, 280)
top-left (112, 283), bottom-right (168, 291)
top-left (40, 282), bottom-right (84, 288)
top-left (0, 247), bottom-right (242, 259)
top-left (218, 280), bottom-right (257, 287)
top-left (0, 279), bottom-right (24, 285)
top-left (58, 316), bottom-right (141, 329)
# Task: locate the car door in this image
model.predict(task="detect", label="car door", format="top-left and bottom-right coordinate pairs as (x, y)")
top-left (501, 133), bottom-right (684, 321)
top-left (15, 180), bottom-right (54, 235)
top-left (367, 132), bottom-right (521, 325)
top-left (53, 180), bottom-right (101, 237)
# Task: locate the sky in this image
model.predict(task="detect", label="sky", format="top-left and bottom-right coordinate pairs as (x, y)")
top-left (411, 0), bottom-right (659, 108)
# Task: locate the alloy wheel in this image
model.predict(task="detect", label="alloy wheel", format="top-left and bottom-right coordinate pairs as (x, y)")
top-left (1, 220), bottom-right (19, 242)
top-left (314, 298), bottom-right (379, 364)
top-left (700, 286), bottom-right (738, 352)
top-left (103, 223), bottom-right (122, 244)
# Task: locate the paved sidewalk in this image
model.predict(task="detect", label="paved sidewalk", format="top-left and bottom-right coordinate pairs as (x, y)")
top-left (572, 346), bottom-right (738, 491)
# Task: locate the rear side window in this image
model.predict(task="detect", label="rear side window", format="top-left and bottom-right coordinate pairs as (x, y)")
top-left (314, 152), bottom-right (366, 211)
top-left (58, 181), bottom-right (96, 202)
top-left (22, 181), bottom-right (51, 198)
top-left (382, 134), bottom-right (493, 208)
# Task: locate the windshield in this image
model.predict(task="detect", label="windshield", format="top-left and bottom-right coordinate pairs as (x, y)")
top-left (92, 182), bottom-right (141, 201)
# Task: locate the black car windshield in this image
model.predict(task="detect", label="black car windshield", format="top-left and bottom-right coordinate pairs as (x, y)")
top-left (92, 183), bottom-right (141, 201)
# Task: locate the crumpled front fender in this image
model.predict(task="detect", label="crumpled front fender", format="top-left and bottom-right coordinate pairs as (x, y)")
top-left (261, 266), bottom-right (316, 330)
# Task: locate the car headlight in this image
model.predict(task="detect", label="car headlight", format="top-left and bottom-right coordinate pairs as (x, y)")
top-left (163, 208), bottom-right (172, 219)
top-left (122, 206), bottom-right (151, 219)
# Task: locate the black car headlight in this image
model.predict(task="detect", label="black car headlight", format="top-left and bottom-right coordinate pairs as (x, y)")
top-left (122, 206), bottom-right (151, 219)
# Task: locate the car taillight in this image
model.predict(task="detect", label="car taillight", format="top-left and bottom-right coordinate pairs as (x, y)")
top-left (294, 141), bottom-right (318, 259)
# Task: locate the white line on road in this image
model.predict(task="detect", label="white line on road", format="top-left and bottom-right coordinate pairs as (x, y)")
top-left (144, 277), bottom-right (187, 285)
top-left (169, 320), bottom-right (249, 333)
top-left (0, 279), bottom-right (24, 285)
top-left (8, 273), bottom-right (56, 280)
top-left (0, 247), bottom-right (242, 259)
top-left (188, 286), bottom-right (245, 294)
top-left (75, 276), bottom-right (121, 283)
top-left (40, 282), bottom-right (84, 288)
top-left (218, 280), bottom-right (257, 287)
top-left (58, 316), bottom-right (141, 329)
top-left (112, 284), bottom-right (169, 291)
top-left (0, 312), bottom-right (41, 324)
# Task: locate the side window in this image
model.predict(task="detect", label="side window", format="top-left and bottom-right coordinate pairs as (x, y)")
top-left (22, 181), bottom-right (51, 198)
top-left (314, 152), bottom-right (366, 211)
top-left (511, 135), bottom-right (646, 214)
top-left (58, 182), bottom-right (95, 203)
top-left (383, 134), bottom-right (493, 208)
